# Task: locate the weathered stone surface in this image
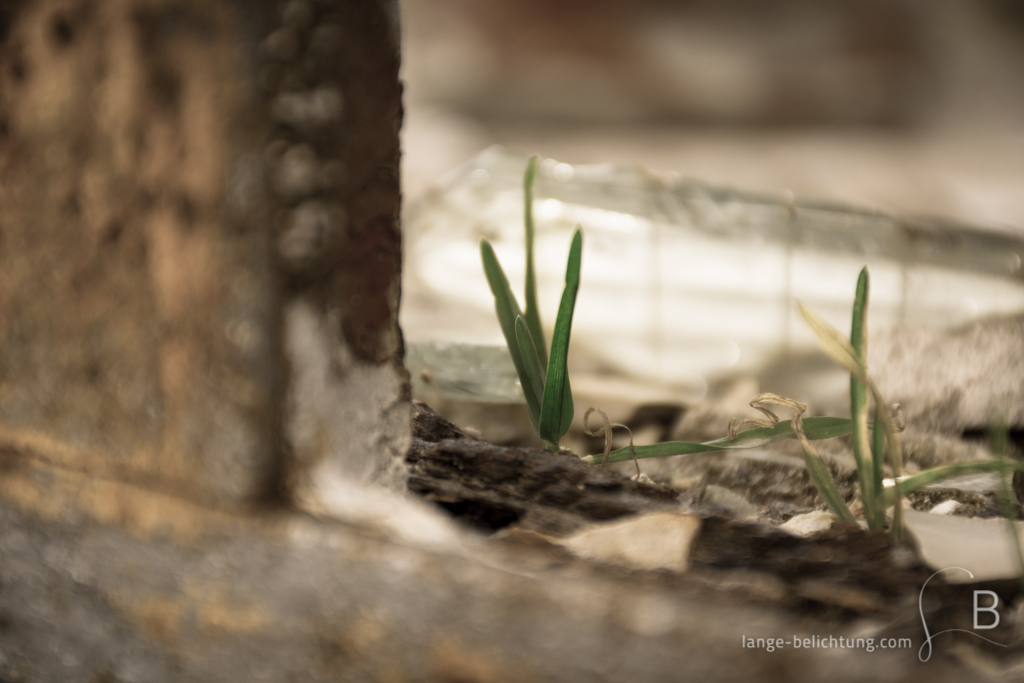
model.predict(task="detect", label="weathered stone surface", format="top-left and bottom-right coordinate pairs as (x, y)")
top-left (406, 404), bottom-right (681, 536)
top-left (274, 0), bottom-right (411, 502)
top-left (0, 0), bottom-right (409, 509)
top-left (0, 455), bottom-right (1007, 683)
top-left (870, 316), bottom-right (1024, 434)
top-left (4, 1), bottom-right (1023, 680)
top-left (553, 510), bottom-right (702, 572)
top-left (0, 0), bottom-right (282, 507)
top-left (402, 404), bottom-right (1024, 667)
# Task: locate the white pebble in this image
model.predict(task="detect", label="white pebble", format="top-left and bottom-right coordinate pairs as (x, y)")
top-left (779, 510), bottom-right (836, 537)
top-left (928, 499), bottom-right (962, 515)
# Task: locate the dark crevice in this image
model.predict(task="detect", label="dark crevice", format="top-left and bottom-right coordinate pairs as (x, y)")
top-left (961, 427), bottom-right (1024, 455)
top-left (10, 57), bottom-right (26, 82)
top-left (432, 499), bottom-right (522, 532)
top-left (0, 0), bottom-right (25, 43)
top-left (51, 14), bottom-right (74, 46)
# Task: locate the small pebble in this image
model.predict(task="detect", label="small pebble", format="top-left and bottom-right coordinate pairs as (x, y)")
top-left (779, 510), bottom-right (836, 537)
top-left (928, 499), bottom-right (962, 515)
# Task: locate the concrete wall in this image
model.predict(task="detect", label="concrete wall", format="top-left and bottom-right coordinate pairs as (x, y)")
top-left (0, 0), bottom-right (408, 512)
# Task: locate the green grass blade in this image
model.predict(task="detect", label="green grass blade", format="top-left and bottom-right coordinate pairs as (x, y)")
top-left (991, 426), bottom-right (1024, 588)
top-left (480, 239), bottom-right (542, 427)
top-left (849, 268), bottom-right (879, 528)
top-left (514, 315), bottom-right (546, 430)
top-left (884, 460), bottom-right (1024, 504)
top-left (799, 439), bottom-right (857, 522)
top-left (870, 384), bottom-right (903, 538)
top-left (581, 416), bottom-right (854, 465)
top-left (583, 441), bottom-right (729, 464)
top-left (539, 228), bottom-right (582, 447)
top-left (798, 302), bottom-right (900, 461)
top-left (799, 299), bottom-right (904, 538)
top-left (704, 416), bottom-right (855, 447)
top-left (871, 402), bottom-right (886, 523)
top-left (522, 155), bottom-right (547, 369)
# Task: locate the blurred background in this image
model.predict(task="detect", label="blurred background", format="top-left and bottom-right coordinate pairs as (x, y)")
top-left (397, 0), bottom-right (1024, 449)
top-left (400, 0), bottom-right (1024, 228)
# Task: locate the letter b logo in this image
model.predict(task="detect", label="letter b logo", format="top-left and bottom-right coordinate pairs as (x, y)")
top-left (974, 590), bottom-right (1000, 630)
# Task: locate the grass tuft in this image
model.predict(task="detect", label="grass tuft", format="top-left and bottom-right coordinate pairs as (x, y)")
top-left (481, 159), bottom-right (1024, 551)
top-left (481, 159), bottom-right (581, 451)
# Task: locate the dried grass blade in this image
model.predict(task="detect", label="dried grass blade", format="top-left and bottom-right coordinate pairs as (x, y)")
top-left (800, 299), bottom-right (904, 537)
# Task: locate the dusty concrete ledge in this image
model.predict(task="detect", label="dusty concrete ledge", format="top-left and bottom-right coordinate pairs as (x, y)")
top-left (0, 453), bottom-right (994, 683)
